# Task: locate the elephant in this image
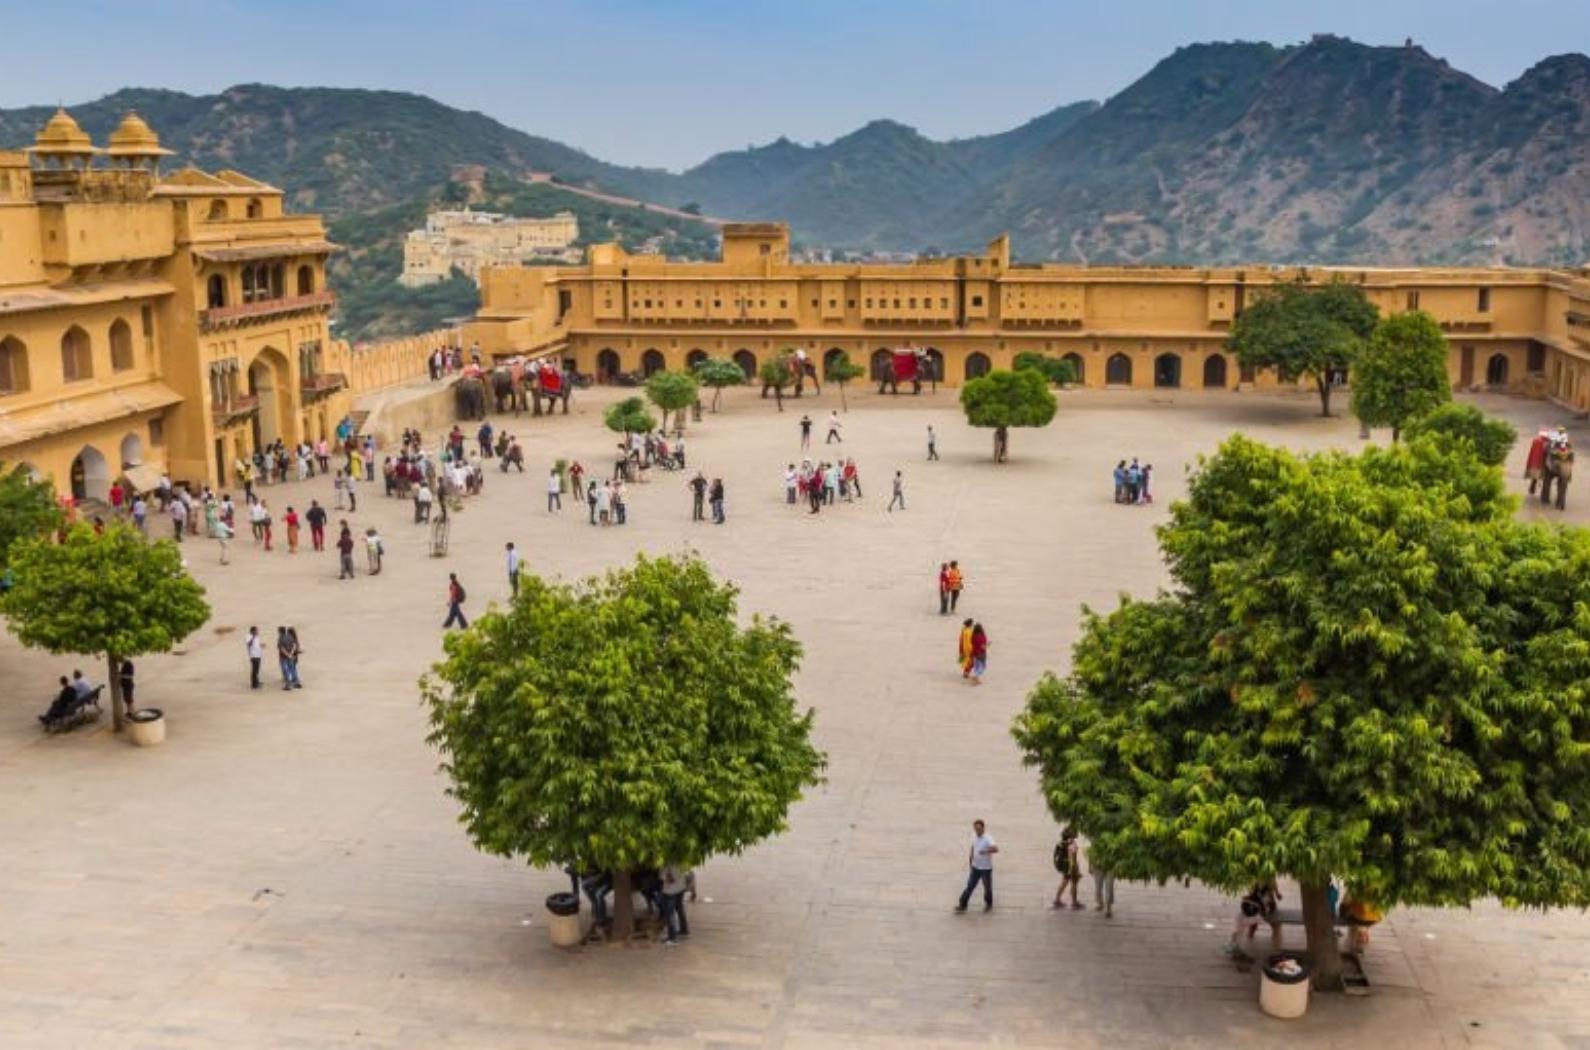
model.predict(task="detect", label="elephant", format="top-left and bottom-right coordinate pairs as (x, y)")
top-left (528, 364), bottom-right (573, 416)
top-left (1542, 443), bottom-right (1574, 510)
top-left (877, 350), bottom-right (932, 395)
top-left (761, 353), bottom-right (822, 400)
top-left (453, 375), bottom-right (488, 421)
top-left (490, 367), bottom-right (526, 415)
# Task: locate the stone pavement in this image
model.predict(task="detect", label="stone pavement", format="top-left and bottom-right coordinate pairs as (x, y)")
top-left (2, 386), bottom-right (1589, 1049)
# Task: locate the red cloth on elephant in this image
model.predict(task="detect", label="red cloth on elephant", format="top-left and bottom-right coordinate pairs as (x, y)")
top-left (891, 351), bottom-right (919, 383)
top-left (1526, 433), bottom-right (1549, 477)
top-left (539, 366), bottom-right (562, 394)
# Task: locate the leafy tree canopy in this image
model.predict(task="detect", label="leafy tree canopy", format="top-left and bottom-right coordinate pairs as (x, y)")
top-left (422, 555), bottom-right (825, 931)
top-left (1226, 277), bottom-right (1379, 416)
top-left (1350, 310), bottom-right (1452, 438)
top-left (960, 368), bottom-right (1058, 461)
top-left (0, 462), bottom-right (63, 571)
top-left (2, 524), bottom-right (210, 729)
top-left (1013, 435), bottom-right (1590, 985)
top-left (603, 396), bottom-right (657, 435)
top-left (692, 356), bottom-right (747, 412)
top-left (1013, 352), bottom-right (1079, 386)
top-left (644, 369), bottom-right (699, 430)
top-left (1404, 402), bottom-right (1518, 467)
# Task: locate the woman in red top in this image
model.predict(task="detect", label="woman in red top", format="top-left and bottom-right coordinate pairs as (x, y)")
top-left (969, 624), bottom-right (989, 685)
top-left (284, 506), bottom-right (301, 553)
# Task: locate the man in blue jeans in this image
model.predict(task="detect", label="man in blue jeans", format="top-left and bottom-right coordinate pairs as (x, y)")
top-left (955, 818), bottom-right (999, 912)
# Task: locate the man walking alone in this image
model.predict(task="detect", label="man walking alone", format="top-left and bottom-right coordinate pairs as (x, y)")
top-left (505, 542), bottom-right (521, 596)
top-left (887, 470), bottom-right (906, 512)
top-left (955, 819), bottom-right (999, 912)
top-left (443, 573), bottom-right (468, 629)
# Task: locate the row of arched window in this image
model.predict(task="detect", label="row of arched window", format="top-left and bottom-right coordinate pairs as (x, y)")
top-left (205, 198), bottom-right (265, 222)
top-left (0, 319), bottom-right (141, 394)
top-left (206, 264), bottom-right (317, 310)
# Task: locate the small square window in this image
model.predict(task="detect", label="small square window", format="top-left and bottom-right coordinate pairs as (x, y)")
top-left (972, 295), bottom-right (984, 308)
top-left (1477, 288), bottom-right (1491, 313)
top-left (1406, 290), bottom-right (1421, 310)
top-left (848, 300), bottom-right (856, 309)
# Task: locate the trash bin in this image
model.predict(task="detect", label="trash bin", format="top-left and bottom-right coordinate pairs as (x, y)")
top-left (1259, 951), bottom-right (1311, 1018)
top-left (128, 708), bottom-right (165, 748)
top-left (546, 892), bottom-right (581, 947)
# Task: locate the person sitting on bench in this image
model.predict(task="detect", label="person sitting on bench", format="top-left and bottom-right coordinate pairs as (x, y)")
top-left (40, 676), bottom-right (80, 726)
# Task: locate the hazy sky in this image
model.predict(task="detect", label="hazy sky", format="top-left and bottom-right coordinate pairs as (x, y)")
top-left (4, 0), bottom-right (1587, 170)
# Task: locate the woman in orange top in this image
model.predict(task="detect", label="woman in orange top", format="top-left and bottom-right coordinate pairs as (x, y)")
top-left (958, 618), bottom-right (975, 678)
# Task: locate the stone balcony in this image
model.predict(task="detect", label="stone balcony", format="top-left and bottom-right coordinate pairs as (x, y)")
top-left (211, 394), bottom-right (258, 428)
top-left (299, 371), bottom-right (347, 399)
top-left (199, 291), bottom-right (336, 333)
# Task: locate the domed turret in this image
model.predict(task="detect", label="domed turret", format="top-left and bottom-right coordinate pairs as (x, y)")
top-left (26, 108), bottom-right (99, 170)
top-left (106, 111), bottom-right (172, 171)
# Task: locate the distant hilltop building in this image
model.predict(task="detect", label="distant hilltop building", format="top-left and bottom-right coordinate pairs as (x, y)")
top-left (400, 208), bottom-right (580, 287)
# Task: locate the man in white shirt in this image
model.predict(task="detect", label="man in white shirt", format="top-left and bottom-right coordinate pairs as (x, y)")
top-left (505, 542), bottom-right (521, 596)
top-left (955, 819), bottom-right (999, 912)
top-left (546, 469), bottom-right (562, 513)
top-left (246, 626), bottom-right (264, 689)
top-left (826, 411), bottom-right (843, 444)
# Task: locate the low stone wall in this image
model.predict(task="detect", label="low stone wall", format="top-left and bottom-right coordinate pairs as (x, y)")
top-left (340, 328), bottom-right (462, 396)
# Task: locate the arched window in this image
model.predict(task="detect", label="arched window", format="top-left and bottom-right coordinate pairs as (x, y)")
top-left (964, 352), bottom-right (991, 381)
top-left (823, 348), bottom-right (847, 378)
top-left (1486, 353), bottom-right (1509, 387)
top-left (246, 198), bottom-right (263, 219)
top-left (296, 265), bottom-right (314, 296)
top-left (207, 274), bottom-right (227, 309)
top-left (1062, 352), bottom-right (1085, 385)
top-left (924, 348), bottom-right (944, 382)
top-left (109, 318), bottom-right (134, 372)
top-left (595, 348), bottom-right (620, 382)
top-left (207, 199), bottom-right (228, 221)
top-left (1202, 354), bottom-right (1228, 389)
top-left (870, 348), bottom-right (893, 381)
top-left (0, 336), bottom-right (28, 394)
top-left (641, 349), bottom-right (665, 376)
top-left (61, 325), bottom-right (92, 382)
top-left (1153, 353), bottom-right (1181, 389)
top-left (241, 266), bottom-right (258, 303)
top-left (732, 349), bottom-right (757, 380)
top-left (686, 349), bottom-right (708, 370)
top-left (1105, 353), bottom-right (1133, 386)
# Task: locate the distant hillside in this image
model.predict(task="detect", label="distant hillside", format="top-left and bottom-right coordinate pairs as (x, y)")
top-left (4, 36), bottom-right (1588, 339)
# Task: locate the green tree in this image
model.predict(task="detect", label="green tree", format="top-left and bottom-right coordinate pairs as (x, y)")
top-left (603, 396), bottom-right (657, 436)
top-left (759, 357), bottom-right (791, 412)
top-left (1404, 402), bottom-right (1517, 467)
top-left (644, 369), bottom-right (700, 432)
top-left (824, 352), bottom-right (866, 411)
top-left (0, 462), bottom-right (63, 571)
top-left (2, 524), bottom-right (210, 731)
top-left (959, 368), bottom-right (1058, 463)
top-left (1013, 435), bottom-right (1590, 989)
top-left (1013, 352), bottom-right (1078, 386)
top-left (422, 554), bottom-right (826, 940)
top-left (693, 356), bottom-right (746, 412)
top-left (1227, 277), bottom-right (1379, 417)
top-left (1351, 311), bottom-right (1452, 440)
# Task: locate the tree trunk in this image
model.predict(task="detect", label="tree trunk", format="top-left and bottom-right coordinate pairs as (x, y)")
top-left (1315, 375), bottom-right (1333, 417)
top-left (839, 381), bottom-right (848, 412)
top-left (994, 426), bottom-right (1009, 463)
top-left (107, 651), bottom-right (125, 732)
top-left (711, 387), bottom-right (722, 413)
top-left (1390, 425), bottom-right (1400, 444)
top-left (1300, 881), bottom-right (1343, 991)
top-left (610, 869), bottom-right (636, 941)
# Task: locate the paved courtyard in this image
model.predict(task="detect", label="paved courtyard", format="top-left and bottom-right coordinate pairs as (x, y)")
top-left (3, 383), bottom-right (1589, 1049)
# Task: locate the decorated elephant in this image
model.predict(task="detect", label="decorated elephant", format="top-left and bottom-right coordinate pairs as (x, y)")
top-left (876, 348), bottom-right (933, 395)
top-left (1527, 428), bottom-right (1575, 510)
top-left (452, 373), bottom-right (488, 421)
top-left (528, 362), bottom-right (573, 416)
top-left (490, 366), bottom-right (526, 415)
top-left (761, 351), bottom-right (822, 400)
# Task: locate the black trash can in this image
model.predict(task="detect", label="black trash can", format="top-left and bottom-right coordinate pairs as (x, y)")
top-left (1260, 951), bottom-right (1312, 1018)
top-left (545, 891), bottom-right (581, 947)
top-left (545, 892), bottom-right (579, 917)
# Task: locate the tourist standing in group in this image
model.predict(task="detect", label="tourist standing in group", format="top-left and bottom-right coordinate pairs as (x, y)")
top-left (334, 470), bottom-right (347, 510)
top-left (546, 469), bottom-right (562, 513)
top-left (784, 464), bottom-right (797, 505)
top-left (345, 470), bottom-right (358, 513)
top-left (825, 411), bottom-right (843, 444)
top-left (506, 542), bottom-right (521, 596)
top-left (415, 481), bottom-right (434, 523)
top-left (938, 562), bottom-right (951, 615)
top-left (958, 619), bottom-right (974, 679)
top-left (709, 478), bottom-right (725, 524)
top-left (969, 623), bottom-right (989, 684)
top-left (927, 425), bottom-right (939, 461)
top-left (946, 561), bottom-right (964, 613)
top-left (284, 505), bottom-right (301, 553)
top-left (277, 626), bottom-right (303, 690)
top-left (364, 527), bottom-right (383, 575)
top-left (478, 421), bottom-right (494, 460)
top-left (109, 480), bottom-right (125, 519)
top-left (169, 494), bottom-right (187, 542)
top-left (306, 499), bottom-right (327, 552)
top-left (336, 521), bottom-right (356, 580)
top-left (887, 470), bottom-right (905, 512)
top-left (211, 511), bottom-right (233, 565)
top-left (1052, 827), bottom-right (1083, 910)
top-left (246, 626), bottom-right (263, 689)
top-left (659, 863), bottom-right (693, 946)
top-left (569, 461), bottom-right (584, 501)
top-left (955, 818), bottom-right (999, 912)
top-left (443, 573), bottom-right (468, 629)
top-left (689, 472), bottom-right (708, 521)
top-left (256, 500), bottom-right (274, 551)
top-left (799, 414), bottom-right (813, 450)
top-left (131, 494), bottom-right (148, 534)
top-left (363, 435), bottom-right (376, 481)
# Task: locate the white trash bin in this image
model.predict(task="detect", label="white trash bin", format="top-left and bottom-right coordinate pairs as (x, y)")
top-left (1259, 952), bottom-right (1311, 1018)
top-left (545, 892), bottom-right (582, 947)
top-left (128, 708), bottom-right (166, 747)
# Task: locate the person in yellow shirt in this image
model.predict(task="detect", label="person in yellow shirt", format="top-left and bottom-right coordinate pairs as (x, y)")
top-left (958, 618), bottom-right (975, 678)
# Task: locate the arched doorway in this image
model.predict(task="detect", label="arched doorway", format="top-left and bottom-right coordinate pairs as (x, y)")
top-left (870, 348), bottom-right (892, 381)
top-left (1154, 353), bottom-right (1182, 389)
top-left (1106, 354), bottom-right (1133, 386)
top-left (1486, 353), bottom-right (1509, 387)
top-left (823, 348), bottom-right (847, 378)
top-left (1062, 352), bottom-right (1085, 385)
top-left (965, 352), bottom-right (991, 381)
top-left (1203, 354), bottom-right (1228, 389)
top-left (686, 349), bottom-right (708, 370)
top-left (924, 348), bottom-right (944, 383)
top-left (733, 349), bottom-right (756, 380)
top-left (641, 349), bottom-right (666, 377)
top-left (109, 318), bottom-right (134, 372)
top-left (71, 445), bottom-right (109, 502)
top-left (248, 348), bottom-right (288, 451)
top-left (120, 432), bottom-right (144, 469)
top-left (596, 348), bottom-right (620, 382)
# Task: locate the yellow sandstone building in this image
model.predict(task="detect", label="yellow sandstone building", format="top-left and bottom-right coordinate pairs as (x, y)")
top-left (465, 223), bottom-right (1590, 410)
top-left (0, 110), bottom-right (345, 503)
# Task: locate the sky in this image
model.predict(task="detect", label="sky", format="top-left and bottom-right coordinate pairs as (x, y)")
top-left (3, 0), bottom-right (1588, 171)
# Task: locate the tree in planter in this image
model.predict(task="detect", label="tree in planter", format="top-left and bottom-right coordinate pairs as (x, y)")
top-left (959, 368), bottom-right (1057, 462)
top-left (824, 352), bottom-right (866, 411)
top-left (603, 396), bottom-right (657, 437)
top-left (0, 461), bottom-right (63, 571)
top-left (1350, 311), bottom-right (1451, 440)
top-left (2, 523), bottom-right (210, 732)
top-left (644, 369), bottom-right (699, 433)
top-left (1012, 434), bottom-right (1590, 990)
top-left (1403, 402), bottom-right (1517, 467)
top-left (1227, 277), bottom-right (1379, 417)
top-left (693, 356), bottom-right (746, 413)
top-left (422, 554), bottom-right (826, 941)
top-left (758, 357), bottom-right (791, 411)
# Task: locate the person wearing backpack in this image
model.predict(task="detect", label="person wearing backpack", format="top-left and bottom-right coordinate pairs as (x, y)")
top-left (443, 573), bottom-right (468, 630)
top-left (1051, 827), bottom-right (1083, 910)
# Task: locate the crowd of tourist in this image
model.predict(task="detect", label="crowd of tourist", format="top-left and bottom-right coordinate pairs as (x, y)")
top-left (1111, 458), bottom-right (1153, 505)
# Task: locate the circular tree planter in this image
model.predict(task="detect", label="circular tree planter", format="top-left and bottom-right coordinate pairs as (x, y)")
top-left (128, 708), bottom-right (166, 748)
top-left (1259, 951), bottom-right (1312, 1018)
top-left (545, 891), bottom-right (581, 948)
